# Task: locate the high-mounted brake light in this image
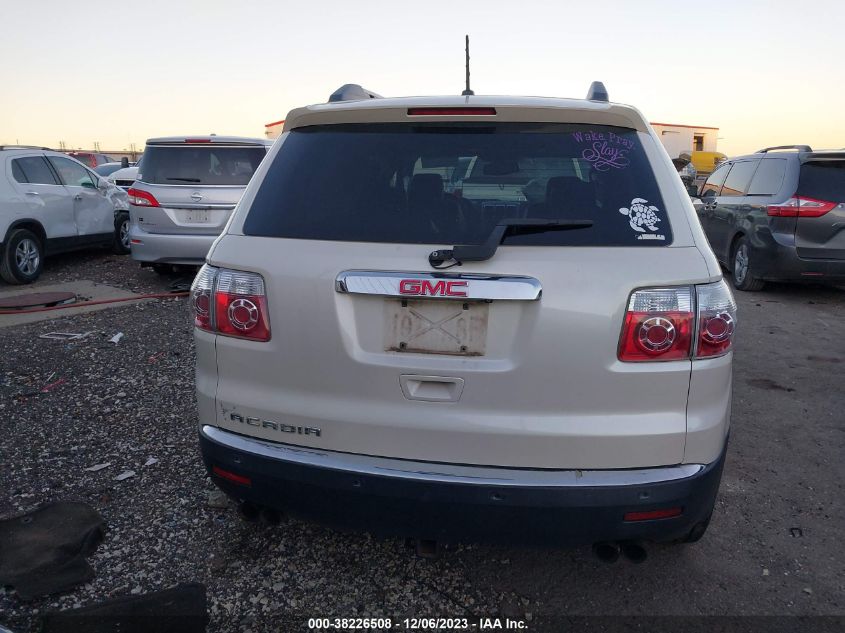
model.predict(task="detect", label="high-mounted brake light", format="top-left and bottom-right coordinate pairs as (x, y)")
top-left (190, 265), bottom-right (271, 341)
top-left (127, 187), bottom-right (159, 207)
top-left (184, 138), bottom-right (213, 143)
top-left (407, 107), bottom-right (497, 116)
top-left (618, 281), bottom-right (737, 362)
top-left (767, 196), bottom-right (837, 218)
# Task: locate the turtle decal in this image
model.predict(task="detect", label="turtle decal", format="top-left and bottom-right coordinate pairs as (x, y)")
top-left (619, 198), bottom-right (662, 238)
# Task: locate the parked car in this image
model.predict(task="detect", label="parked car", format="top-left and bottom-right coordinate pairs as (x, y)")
top-left (94, 162), bottom-right (126, 178)
top-left (191, 84), bottom-right (736, 551)
top-left (64, 152), bottom-right (116, 168)
top-left (696, 145), bottom-right (845, 290)
top-left (127, 136), bottom-right (272, 274)
top-left (107, 157), bottom-right (141, 191)
top-left (0, 146), bottom-right (129, 284)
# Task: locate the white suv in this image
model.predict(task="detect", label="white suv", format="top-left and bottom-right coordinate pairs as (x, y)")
top-left (191, 85), bottom-right (737, 553)
top-left (0, 146), bottom-right (129, 284)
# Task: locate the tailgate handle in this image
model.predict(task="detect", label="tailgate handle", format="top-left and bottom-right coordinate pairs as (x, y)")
top-left (399, 375), bottom-right (464, 403)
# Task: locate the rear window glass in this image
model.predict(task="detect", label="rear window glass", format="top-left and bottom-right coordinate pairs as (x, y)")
top-left (747, 158), bottom-right (787, 195)
top-left (244, 123), bottom-right (672, 246)
top-left (139, 145), bottom-right (266, 186)
top-left (798, 162), bottom-right (845, 202)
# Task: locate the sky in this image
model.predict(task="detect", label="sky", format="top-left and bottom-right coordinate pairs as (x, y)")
top-left (1, 0), bottom-right (844, 157)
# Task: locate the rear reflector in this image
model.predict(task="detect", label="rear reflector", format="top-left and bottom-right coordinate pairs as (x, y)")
top-left (624, 507), bottom-right (682, 522)
top-left (767, 195), bottom-right (837, 217)
top-left (212, 465), bottom-right (251, 486)
top-left (407, 107), bottom-right (497, 116)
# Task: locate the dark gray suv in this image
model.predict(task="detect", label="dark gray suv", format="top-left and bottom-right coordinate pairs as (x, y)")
top-left (697, 145), bottom-right (845, 290)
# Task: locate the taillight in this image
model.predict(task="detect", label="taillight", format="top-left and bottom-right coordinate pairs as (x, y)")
top-left (695, 280), bottom-right (737, 358)
top-left (618, 282), bottom-right (737, 362)
top-left (127, 187), bottom-right (159, 207)
top-left (767, 196), bottom-right (836, 217)
top-left (190, 265), bottom-right (271, 342)
top-left (618, 287), bottom-right (694, 362)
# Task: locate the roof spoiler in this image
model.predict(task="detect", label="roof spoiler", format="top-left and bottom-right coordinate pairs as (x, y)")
top-left (0, 145), bottom-right (52, 151)
top-left (586, 81), bottom-right (608, 102)
top-left (328, 84), bottom-right (383, 103)
top-left (756, 145), bottom-right (812, 153)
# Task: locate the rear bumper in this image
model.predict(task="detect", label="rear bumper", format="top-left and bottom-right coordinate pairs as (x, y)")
top-left (752, 237), bottom-right (845, 282)
top-left (128, 223), bottom-right (217, 265)
top-left (199, 425), bottom-right (726, 546)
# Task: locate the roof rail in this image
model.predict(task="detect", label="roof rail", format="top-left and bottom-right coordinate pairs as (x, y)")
top-left (756, 145), bottom-right (812, 153)
top-left (328, 84), bottom-right (383, 103)
top-left (586, 81), bottom-right (608, 102)
top-left (0, 145), bottom-right (52, 151)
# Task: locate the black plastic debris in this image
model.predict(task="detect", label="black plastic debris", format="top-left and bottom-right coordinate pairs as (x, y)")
top-left (0, 502), bottom-right (105, 600)
top-left (40, 583), bottom-right (209, 633)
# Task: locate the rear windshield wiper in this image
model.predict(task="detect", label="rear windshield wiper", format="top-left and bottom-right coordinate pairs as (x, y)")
top-left (429, 218), bottom-right (593, 269)
top-left (166, 177), bottom-right (202, 182)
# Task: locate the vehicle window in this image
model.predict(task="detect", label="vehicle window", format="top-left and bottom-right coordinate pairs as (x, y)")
top-left (720, 160), bottom-right (760, 197)
top-left (747, 158), bottom-right (787, 196)
top-left (700, 162), bottom-right (730, 197)
top-left (797, 161), bottom-right (845, 202)
top-left (139, 145), bottom-right (266, 185)
top-left (12, 156), bottom-right (60, 185)
top-left (95, 163), bottom-right (123, 177)
top-left (49, 156), bottom-right (97, 187)
top-left (244, 123), bottom-right (673, 247)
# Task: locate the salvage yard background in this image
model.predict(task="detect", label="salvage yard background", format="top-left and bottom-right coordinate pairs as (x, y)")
top-left (1, 251), bottom-right (843, 632)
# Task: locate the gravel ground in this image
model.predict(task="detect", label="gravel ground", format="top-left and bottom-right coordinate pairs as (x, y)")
top-left (0, 251), bottom-right (843, 632)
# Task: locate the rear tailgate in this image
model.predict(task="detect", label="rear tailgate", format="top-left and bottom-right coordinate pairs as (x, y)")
top-left (795, 158), bottom-right (845, 259)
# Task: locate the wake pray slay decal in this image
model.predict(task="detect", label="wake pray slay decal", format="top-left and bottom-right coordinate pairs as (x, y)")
top-left (619, 198), bottom-right (665, 241)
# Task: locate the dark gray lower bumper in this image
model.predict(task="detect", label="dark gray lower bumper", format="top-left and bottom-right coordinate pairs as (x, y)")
top-left (199, 425), bottom-right (726, 546)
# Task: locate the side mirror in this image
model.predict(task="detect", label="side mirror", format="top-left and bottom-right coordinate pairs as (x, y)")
top-left (121, 157), bottom-right (129, 168)
top-left (686, 183), bottom-right (698, 197)
top-left (81, 180), bottom-right (97, 189)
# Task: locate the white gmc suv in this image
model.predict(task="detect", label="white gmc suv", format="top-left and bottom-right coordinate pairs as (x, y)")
top-left (191, 84), bottom-right (736, 558)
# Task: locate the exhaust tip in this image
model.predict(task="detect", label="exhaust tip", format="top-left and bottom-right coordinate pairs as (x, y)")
top-left (592, 541), bottom-right (620, 563)
top-left (260, 507), bottom-right (284, 525)
top-left (620, 540), bottom-right (648, 564)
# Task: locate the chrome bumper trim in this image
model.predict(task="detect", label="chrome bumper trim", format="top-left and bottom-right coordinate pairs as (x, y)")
top-left (335, 270), bottom-right (542, 301)
top-left (202, 425), bottom-right (703, 487)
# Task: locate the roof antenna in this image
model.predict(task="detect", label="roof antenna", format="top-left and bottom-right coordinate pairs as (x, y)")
top-left (462, 35), bottom-right (474, 96)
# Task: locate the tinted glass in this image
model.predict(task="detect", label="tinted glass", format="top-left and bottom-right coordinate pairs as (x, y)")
top-left (700, 162), bottom-right (729, 197)
top-left (244, 123), bottom-right (672, 247)
top-left (720, 160), bottom-right (759, 197)
top-left (797, 161), bottom-right (845, 202)
top-left (747, 158), bottom-right (787, 195)
top-left (12, 156), bottom-right (60, 185)
top-left (95, 163), bottom-right (123, 176)
top-left (139, 145), bottom-right (266, 185)
top-left (49, 156), bottom-right (96, 187)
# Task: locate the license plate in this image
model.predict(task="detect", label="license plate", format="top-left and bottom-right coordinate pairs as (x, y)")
top-left (182, 210), bottom-right (210, 223)
top-left (384, 299), bottom-right (488, 356)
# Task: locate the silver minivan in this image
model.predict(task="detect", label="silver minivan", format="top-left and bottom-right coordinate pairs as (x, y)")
top-left (127, 136), bottom-right (272, 273)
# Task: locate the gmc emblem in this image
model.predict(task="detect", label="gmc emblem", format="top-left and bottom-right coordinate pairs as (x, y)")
top-left (398, 279), bottom-right (468, 297)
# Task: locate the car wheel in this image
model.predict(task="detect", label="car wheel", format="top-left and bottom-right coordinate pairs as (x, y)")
top-left (0, 228), bottom-right (44, 285)
top-left (152, 263), bottom-right (174, 275)
top-left (731, 237), bottom-right (765, 291)
top-left (112, 212), bottom-right (131, 255)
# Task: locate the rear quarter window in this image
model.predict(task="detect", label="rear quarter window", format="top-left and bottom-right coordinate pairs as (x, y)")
top-left (244, 123), bottom-right (673, 246)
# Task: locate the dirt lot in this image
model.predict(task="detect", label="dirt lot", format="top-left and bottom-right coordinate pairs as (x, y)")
top-left (0, 251), bottom-right (843, 633)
